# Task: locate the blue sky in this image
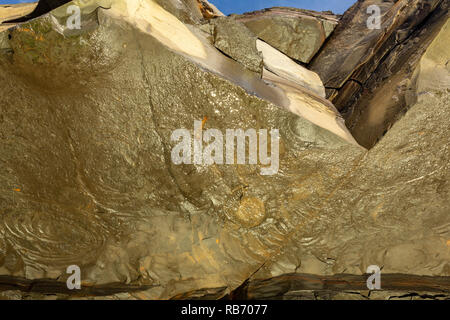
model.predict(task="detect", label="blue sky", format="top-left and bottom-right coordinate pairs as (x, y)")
top-left (0, 0), bottom-right (36, 4)
top-left (1, 0), bottom-right (356, 15)
top-left (210, 0), bottom-right (356, 14)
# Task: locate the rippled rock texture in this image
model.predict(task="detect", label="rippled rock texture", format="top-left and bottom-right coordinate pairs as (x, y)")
top-left (0, 0), bottom-right (449, 300)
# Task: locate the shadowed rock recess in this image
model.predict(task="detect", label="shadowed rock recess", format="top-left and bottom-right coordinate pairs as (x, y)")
top-left (0, 0), bottom-right (448, 300)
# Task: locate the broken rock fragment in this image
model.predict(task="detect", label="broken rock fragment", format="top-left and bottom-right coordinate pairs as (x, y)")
top-left (235, 7), bottom-right (339, 63)
top-left (209, 16), bottom-right (263, 74)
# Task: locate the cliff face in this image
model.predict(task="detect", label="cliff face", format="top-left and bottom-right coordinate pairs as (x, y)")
top-left (0, 0), bottom-right (448, 300)
top-left (310, 0), bottom-right (449, 148)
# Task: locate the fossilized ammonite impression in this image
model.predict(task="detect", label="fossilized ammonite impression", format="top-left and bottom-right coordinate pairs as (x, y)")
top-left (234, 197), bottom-right (266, 228)
top-left (1, 207), bottom-right (108, 272)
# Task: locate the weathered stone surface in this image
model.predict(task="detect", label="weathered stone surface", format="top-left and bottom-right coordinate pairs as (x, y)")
top-left (0, 0), bottom-right (448, 301)
top-left (310, 0), bottom-right (448, 148)
top-left (311, 0), bottom-right (398, 88)
top-left (414, 19), bottom-right (450, 93)
top-left (235, 7), bottom-right (339, 63)
top-left (0, 3), bottom-right (37, 22)
top-left (0, 0), bottom-right (361, 299)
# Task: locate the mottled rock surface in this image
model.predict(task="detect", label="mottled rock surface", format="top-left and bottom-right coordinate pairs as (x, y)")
top-left (251, 18), bottom-right (450, 282)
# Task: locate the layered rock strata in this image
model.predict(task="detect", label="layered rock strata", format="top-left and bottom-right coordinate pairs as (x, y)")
top-left (310, 0), bottom-right (449, 148)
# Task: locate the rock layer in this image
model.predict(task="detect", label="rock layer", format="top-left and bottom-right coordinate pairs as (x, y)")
top-left (257, 40), bottom-right (326, 97)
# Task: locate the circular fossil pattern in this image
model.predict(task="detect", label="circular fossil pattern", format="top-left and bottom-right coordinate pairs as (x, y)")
top-left (234, 196), bottom-right (266, 228)
top-left (1, 206), bottom-right (108, 269)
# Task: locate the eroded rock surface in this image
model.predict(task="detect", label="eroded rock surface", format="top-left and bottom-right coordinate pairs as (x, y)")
top-left (0, 0), bottom-right (448, 300)
top-left (251, 18), bottom-right (450, 283)
top-left (0, 0), bottom-right (361, 299)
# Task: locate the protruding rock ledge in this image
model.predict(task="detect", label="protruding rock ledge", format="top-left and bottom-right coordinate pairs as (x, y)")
top-left (234, 7), bottom-right (339, 63)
